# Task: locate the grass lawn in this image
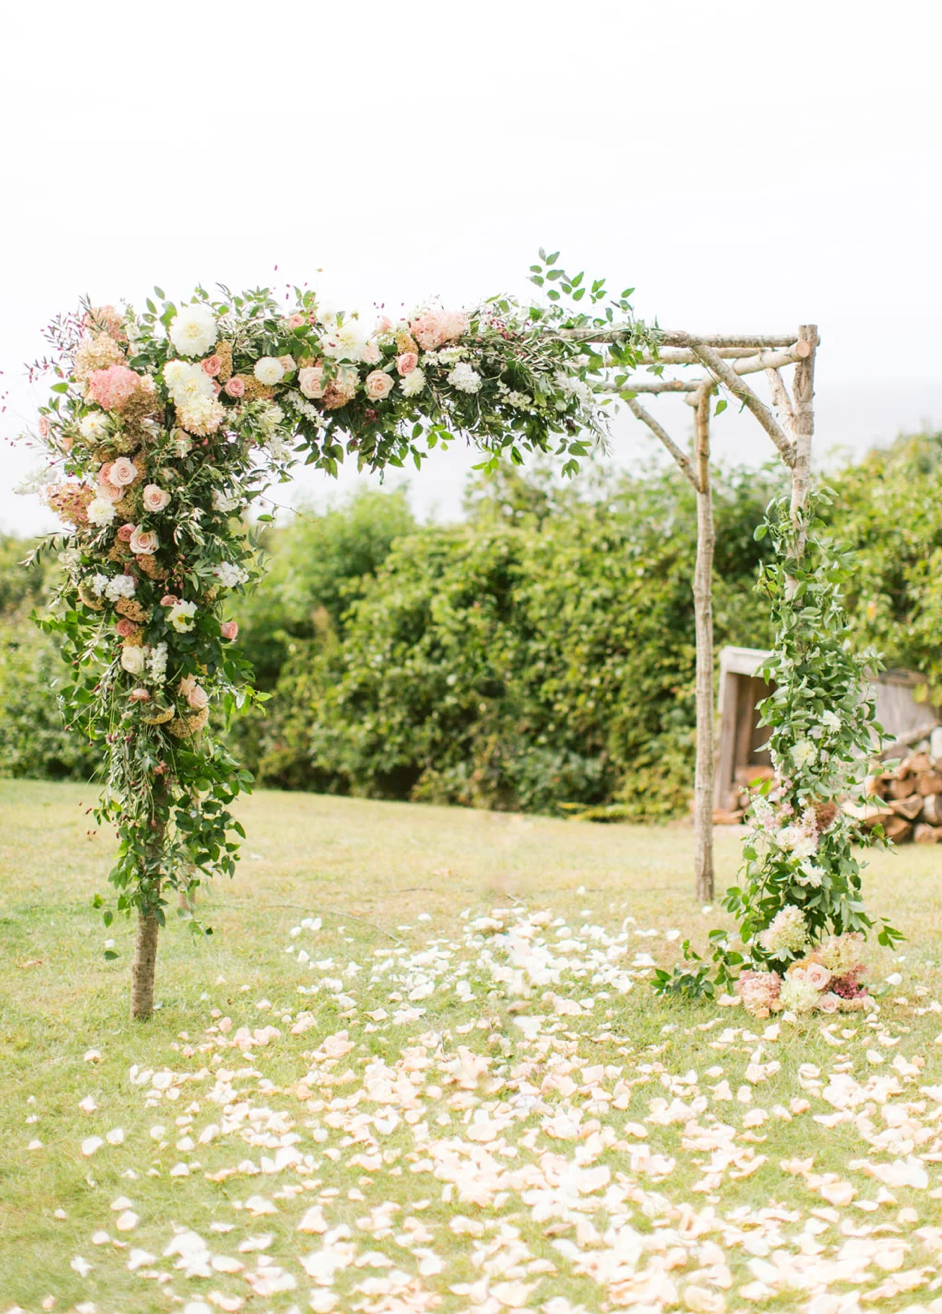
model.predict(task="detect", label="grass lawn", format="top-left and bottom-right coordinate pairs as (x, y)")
top-left (1, 778), bottom-right (941, 1314)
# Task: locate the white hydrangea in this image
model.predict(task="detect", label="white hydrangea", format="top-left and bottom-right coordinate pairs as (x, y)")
top-left (400, 369), bottom-right (426, 398)
top-left (103, 574), bottom-right (136, 602)
top-left (447, 362), bottom-right (482, 394)
top-left (253, 357), bottom-right (285, 386)
top-left (79, 412), bottom-right (110, 441)
top-left (792, 739), bottom-right (818, 770)
top-left (167, 600), bottom-right (197, 633)
top-left (87, 497), bottom-right (118, 527)
top-left (147, 642), bottom-right (168, 684)
top-left (212, 488), bottom-right (243, 514)
top-left (58, 549), bottom-right (82, 574)
top-left (821, 710), bottom-right (842, 732)
top-left (505, 391), bottom-right (532, 409)
top-left (88, 573), bottom-right (110, 596)
top-left (779, 976), bottom-right (820, 1014)
top-left (758, 905), bottom-right (809, 959)
top-left (212, 562), bottom-right (249, 589)
top-left (437, 347), bottom-right (467, 364)
top-left (168, 303), bottom-right (218, 357)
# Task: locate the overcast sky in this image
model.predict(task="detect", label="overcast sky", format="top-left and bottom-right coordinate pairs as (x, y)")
top-left (2, 1), bottom-right (938, 534)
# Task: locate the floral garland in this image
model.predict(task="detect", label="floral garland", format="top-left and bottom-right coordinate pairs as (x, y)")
top-left (20, 260), bottom-right (655, 1007)
top-left (655, 492), bottom-right (903, 1015)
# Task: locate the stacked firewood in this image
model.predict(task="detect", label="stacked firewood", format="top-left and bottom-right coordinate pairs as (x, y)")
top-left (852, 752), bottom-right (942, 843)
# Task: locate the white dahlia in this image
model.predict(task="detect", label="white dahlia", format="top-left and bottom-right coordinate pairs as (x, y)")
top-left (253, 357), bottom-right (285, 386)
top-left (87, 497), bottom-right (118, 527)
top-left (400, 368), bottom-right (426, 398)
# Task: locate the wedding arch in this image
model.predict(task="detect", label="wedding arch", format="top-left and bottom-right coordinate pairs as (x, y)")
top-left (24, 255), bottom-right (891, 1020)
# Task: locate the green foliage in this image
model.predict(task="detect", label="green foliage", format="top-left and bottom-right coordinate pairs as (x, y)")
top-left (254, 462), bottom-right (779, 814)
top-left (722, 490), bottom-right (901, 963)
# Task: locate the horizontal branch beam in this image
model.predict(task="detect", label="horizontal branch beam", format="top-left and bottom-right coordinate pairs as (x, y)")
top-left (562, 325), bottom-right (804, 348)
top-left (638, 346), bottom-right (767, 364)
top-left (600, 346), bottom-right (802, 395)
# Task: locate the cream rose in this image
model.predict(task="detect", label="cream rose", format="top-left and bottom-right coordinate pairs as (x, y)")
top-left (364, 370), bottom-right (394, 401)
top-left (804, 961), bottom-right (831, 991)
top-left (142, 484), bottom-right (171, 513)
top-left (129, 526), bottom-right (159, 555)
top-left (120, 646), bottom-right (145, 675)
top-left (361, 341), bottom-right (381, 365)
top-left (109, 456), bottom-right (138, 487)
top-left (298, 365), bottom-right (325, 399)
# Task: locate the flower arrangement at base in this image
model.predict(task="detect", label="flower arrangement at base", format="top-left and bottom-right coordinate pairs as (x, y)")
top-left (18, 264), bottom-right (657, 1016)
top-left (654, 492), bottom-right (903, 1012)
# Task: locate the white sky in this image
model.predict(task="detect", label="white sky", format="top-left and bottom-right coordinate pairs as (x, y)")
top-left (2, 0), bottom-right (939, 533)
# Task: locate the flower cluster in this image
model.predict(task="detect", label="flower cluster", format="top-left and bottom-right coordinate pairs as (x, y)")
top-left (21, 265), bottom-right (655, 971)
top-left (736, 929), bottom-right (869, 1017)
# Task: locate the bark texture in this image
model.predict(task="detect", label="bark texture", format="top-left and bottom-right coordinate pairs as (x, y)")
top-left (692, 390), bottom-right (716, 902)
top-left (130, 902), bottom-right (160, 1021)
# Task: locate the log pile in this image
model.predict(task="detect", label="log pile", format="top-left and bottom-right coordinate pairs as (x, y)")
top-left (714, 751), bottom-right (942, 840)
top-left (852, 752), bottom-right (942, 844)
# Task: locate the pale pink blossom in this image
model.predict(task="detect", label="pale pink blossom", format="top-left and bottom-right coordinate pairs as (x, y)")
top-left (117, 523), bottom-right (136, 543)
top-left (818, 991), bottom-right (841, 1013)
top-left (85, 365), bottom-right (142, 412)
top-left (142, 484), bottom-right (171, 513)
top-left (178, 675), bottom-right (209, 711)
top-left (397, 352), bottom-right (418, 376)
top-left (287, 313), bottom-right (306, 330)
top-left (96, 469), bottom-right (124, 504)
top-left (160, 594), bottom-right (178, 607)
top-left (128, 687), bottom-right (151, 702)
top-left (129, 526), bottom-right (159, 555)
top-left (364, 370), bottom-right (394, 401)
top-left (220, 621), bottom-right (239, 641)
top-left (278, 355), bottom-right (296, 373)
top-left (202, 355), bottom-right (222, 376)
top-left (38, 416), bottom-right (50, 438)
top-left (361, 341), bottom-right (381, 365)
top-left (224, 377), bottom-right (245, 398)
top-left (410, 310), bottom-right (469, 350)
top-left (375, 316), bottom-right (394, 334)
top-left (109, 456), bottom-right (138, 487)
top-left (115, 618), bottom-right (137, 637)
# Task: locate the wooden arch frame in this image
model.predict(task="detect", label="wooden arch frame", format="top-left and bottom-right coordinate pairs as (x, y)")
top-left (576, 325), bottom-right (818, 899)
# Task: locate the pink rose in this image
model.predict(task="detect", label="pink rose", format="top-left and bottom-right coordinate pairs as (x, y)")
top-left (142, 484), bottom-right (171, 513)
top-left (97, 470), bottom-right (124, 503)
top-left (160, 594), bottom-right (178, 606)
top-left (364, 370), bottom-right (394, 401)
top-left (818, 992), bottom-right (840, 1013)
top-left (202, 355), bottom-right (222, 376)
top-left (410, 312), bottom-right (444, 351)
top-left (117, 523), bottom-right (136, 543)
top-left (278, 355), bottom-right (296, 374)
top-left (224, 377), bottom-right (245, 398)
top-left (361, 341), bottom-right (381, 365)
top-left (179, 675), bottom-right (209, 711)
top-left (115, 618), bottom-right (137, 637)
top-left (128, 687), bottom-right (151, 702)
top-left (804, 961), bottom-right (831, 991)
top-left (298, 365), bottom-right (326, 399)
top-left (38, 416), bottom-right (50, 438)
top-left (130, 526), bottom-right (159, 555)
top-left (397, 352), bottom-right (418, 376)
top-left (109, 456), bottom-right (138, 487)
top-left (287, 313), bottom-right (306, 330)
top-left (375, 316), bottom-right (394, 334)
top-left (220, 620), bottom-right (239, 641)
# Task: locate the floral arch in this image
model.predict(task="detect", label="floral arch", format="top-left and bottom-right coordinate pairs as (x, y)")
top-left (23, 256), bottom-right (895, 1019)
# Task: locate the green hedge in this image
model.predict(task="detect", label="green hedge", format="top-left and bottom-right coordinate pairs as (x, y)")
top-left (3, 434), bottom-right (940, 818)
